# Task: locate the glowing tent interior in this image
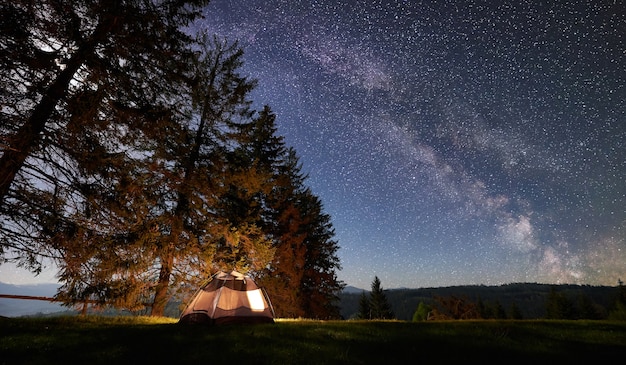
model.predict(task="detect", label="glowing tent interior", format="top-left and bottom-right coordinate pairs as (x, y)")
top-left (178, 270), bottom-right (275, 325)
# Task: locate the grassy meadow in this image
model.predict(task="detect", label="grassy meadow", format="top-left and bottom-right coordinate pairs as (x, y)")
top-left (1, 316), bottom-right (625, 364)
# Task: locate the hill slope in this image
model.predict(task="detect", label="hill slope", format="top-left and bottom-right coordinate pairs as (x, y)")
top-left (340, 283), bottom-right (620, 320)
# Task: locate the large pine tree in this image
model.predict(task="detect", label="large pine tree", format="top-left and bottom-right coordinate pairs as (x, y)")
top-left (259, 151), bottom-right (345, 318)
top-left (146, 36), bottom-right (270, 316)
top-left (357, 291), bottom-right (371, 319)
top-left (54, 36), bottom-right (275, 316)
top-left (0, 0), bottom-right (209, 276)
top-left (298, 191), bottom-right (344, 319)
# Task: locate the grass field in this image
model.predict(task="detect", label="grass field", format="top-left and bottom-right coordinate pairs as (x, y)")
top-left (1, 316), bottom-right (625, 364)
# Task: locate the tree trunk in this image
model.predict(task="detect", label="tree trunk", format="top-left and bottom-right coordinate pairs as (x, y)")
top-left (0, 15), bottom-right (118, 206)
top-left (149, 116), bottom-right (203, 316)
top-left (0, 63), bottom-right (77, 204)
top-left (151, 251), bottom-right (174, 317)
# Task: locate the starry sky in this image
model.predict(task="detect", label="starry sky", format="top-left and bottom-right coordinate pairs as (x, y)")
top-left (1, 0), bottom-right (624, 290)
top-left (195, 0), bottom-right (625, 290)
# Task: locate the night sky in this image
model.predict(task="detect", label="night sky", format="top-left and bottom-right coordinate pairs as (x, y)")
top-left (197, 0), bottom-right (625, 290)
top-left (1, 0), bottom-right (624, 290)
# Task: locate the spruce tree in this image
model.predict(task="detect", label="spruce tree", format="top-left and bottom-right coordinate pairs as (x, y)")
top-left (412, 301), bottom-right (432, 322)
top-left (258, 150), bottom-right (309, 318)
top-left (608, 279), bottom-right (626, 320)
top-left (509, 302), bottom-right (524, 319)
top-left (358, 291), bottom-right (371, 319)
top-left (298, 190), bottom-right (344, 319)
top-left (246, 114), bottom-right (344, 319)
top-left (493, 300), bottom-right (507, 319)
top-left (369, 276), bottom-right (394, 319)
top-left (545, 286), bottom-right (575, 319)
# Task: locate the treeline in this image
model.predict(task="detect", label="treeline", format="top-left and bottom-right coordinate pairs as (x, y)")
top-left (1, 1), bottom-right (343, 319)
top-left (340, 282), bottom-right (626, 321)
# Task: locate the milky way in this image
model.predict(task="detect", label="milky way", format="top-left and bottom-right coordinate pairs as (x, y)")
top-left (191, 0), bottom-right (626, 290)
top-left (2, 0), bottom-right (624, 289)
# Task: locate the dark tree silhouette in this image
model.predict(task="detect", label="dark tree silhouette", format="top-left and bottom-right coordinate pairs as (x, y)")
top-left (369, 276), bottom-right (395, 320)
top-left (608, 279), bottom-right (626, 320)
top-left (357, 291), bottom-right (371, 319)
top-left (0, 0), bottom-right (209, 275)
top-left (508, 302), bottom-right (524, 319)
top-left (545, 286), bottom-right (575, 319)
top-left (251, 116), bottom-right (344, 319)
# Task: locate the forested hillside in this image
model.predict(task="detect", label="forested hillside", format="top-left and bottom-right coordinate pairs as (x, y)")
top-left (340, 283), bottom-right (622, 320)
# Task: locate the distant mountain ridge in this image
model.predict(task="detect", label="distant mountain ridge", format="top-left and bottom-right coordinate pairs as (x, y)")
top-left (342, 285), bottom-right (366, 294)
top-left (339, 283), bottom-right (621, 320)
top-left (0, 282), bottom-right (67, 317)
top-left (0, 282), bottom-right (60, 296)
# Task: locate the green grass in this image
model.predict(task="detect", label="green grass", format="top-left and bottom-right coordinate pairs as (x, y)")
top-left (1, 316), bottom-right (625, 364)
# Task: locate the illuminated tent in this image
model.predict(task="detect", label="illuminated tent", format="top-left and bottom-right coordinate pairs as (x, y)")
top-left (178, 270), bottom-right (275, 325)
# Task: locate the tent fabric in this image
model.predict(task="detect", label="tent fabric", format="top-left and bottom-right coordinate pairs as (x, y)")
top-left (179, 270), bottom-right (275, 325)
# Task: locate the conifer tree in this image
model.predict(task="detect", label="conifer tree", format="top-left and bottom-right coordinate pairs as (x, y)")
top-left (412, 301), bottom-right (432, 322)
top-left (509, 302), bottom-right (524, 319)
top-left (257, 150), bottom-right (309, 318)
top-left (0, 0), bottom-right (209, 278)
top-left (242, 112), bottom-right (344, 319)
top-left (492, 300), bottom-right (507, 319)
top-left (369, 276), bottom-right (394, 319)
top-left (357, 291), bottom-right (371, 319)
top-left (545, 286), bottom-right (575, 319)
top-left (608, 279), bottom-right (626, 321)
top-left (298, 191), bottom-right (344, 319)
top-left (147, 36), bottom-right (273, 316)
top-left (212, 105), bottom-right (278, 275)
top-left (54, 36), bottom-right (271, 316)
